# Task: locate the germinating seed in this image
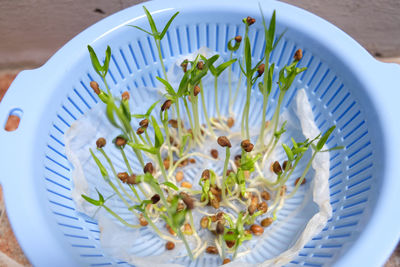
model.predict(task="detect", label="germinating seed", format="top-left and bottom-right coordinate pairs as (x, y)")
top-left (96, 137), bottom-right (106, 148)
top-left (175, 171), bottom-right (184, 182)
top-left (206, 246), bottom-right (219, 254)
top-left (166, 241), bottom-right (175, 250)
top-left (227, 117), bottom-right (235, 128)
top-left (261, 218), bottom-right (274, 227)
top-left (200, 216), bottom-right (209, 228)
top-left (211, 149), bottom-right (219, 159)
top-left (261, 191), bottom-right (271, 201)
top-left (181, 181), bottom-right (192, 189)
top-left (250, 224), bottom-right (264, 236)
top-left (223, 258), bottom-right (231, 265)
top-left (295, 177), bottom-right (306, 186)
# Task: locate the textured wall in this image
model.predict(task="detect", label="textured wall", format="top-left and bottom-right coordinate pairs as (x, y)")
top-left (0, 0), bottom-right (399, 69)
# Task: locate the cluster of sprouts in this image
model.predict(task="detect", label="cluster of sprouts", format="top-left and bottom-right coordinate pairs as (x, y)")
top-left (82, 6), bottom-right (341, 264)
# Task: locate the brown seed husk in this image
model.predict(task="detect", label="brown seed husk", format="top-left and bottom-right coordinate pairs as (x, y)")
top-left (246, 16), bottom-right (256, 25)
top-left (250, 224), bottom-right (264, 236)
top-left (197, 61), bottom-right (204, 70)
top-left (200, 216), bottom-right (209, 228)
top-left (272, 161), bottom-right (282, 175)
top-left (117, 172), bottom-right (129, 183)
top-left (295, 177), bottom-right (306, 186)
top-left (183, 223), bottom-right (193, 235)
top-left (258, 202), bottom-right (268, 213)
top-left (201, 169), bottom-right (210, 180)
top-left (96, 137), bottom-right (106, 148)
top-left (223, 259), bottom-right (231, 265)
top-left (216, 222), bottom-right (225, 235)
top-left (136, 127), bottom-right (145, 135)
top-left (180, 192), bottom-right (194, 210)
top-left (127, 174), bottom-right (138, 185)
top-left (139, 214), bottom-right (148, 226)
top-left (163, 159), bottom-right (170, 170)
top-left (194, 85), bottom-right (201, 96)
top-left (261, 191), bottom-right (271, 201)
top-left (227, 117), bottom-right (235, 128)
top-left (282, 160), bottom-right (291, 171)
top-left (175, 171), bottom-right (184, 182)
top-left (143, 162), bottom-right (154, 174)
top-left (234, 35), bottom-right (242, 43)
top-left (165, 241), bottom-right (175, 250)
top-left (261, 218), bottom-right (274, 227)
top-left (168, 119), bottom-right (178, 128)
top-left (217, 136), bottom-right (231, 148)
top-left (210, 198), bottom-right (220, 209)
top-left (90, 81), bottom-right (100, 95)
top-left (115, 136), bottom-right (127, 147)
top-left (139, 119), bottom-right (149, 128)
top-left (294, 49), bottom-right (303, 61)
top-left (161, 100), bottom-right (172, 111)
top-left (206, 246), bottom-right (219, 254)
top-left (151, 194), bottom-right (160, 204)
top-left (121, 91), bottom-right (130, 100)
top-left (210, 149), bottom-right (219, 159)
top-left (257, 64), bottom-right (265, 76)
top-left (181, 181), bottom-right (192, 189)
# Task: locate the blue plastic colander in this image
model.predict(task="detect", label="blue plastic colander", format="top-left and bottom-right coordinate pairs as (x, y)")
top-left (1, 0), bottom-right (399, 266)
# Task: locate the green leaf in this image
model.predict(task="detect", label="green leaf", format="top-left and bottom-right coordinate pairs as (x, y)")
top-left (267, 11), bottom-right (276, 51)
top-left (282, 143), bottom-right (294, 161)
top-left (317, 125), bottom-right (336, 151)
top-left (128, 143), bottom-right (158, 154)
top-left (146, 100), bottom-right (160, 116)
top-left (267, 63), bottom-right (275, 95)
top-left (81, 194), bottom-right (103, 206)
top-left (87, 45), bottom-right (103, 77)
top-left (128, 25), bottom-right (154, 36)
top-left (131, 114), bottom-right (146, 119)
top-left (291, 137), bottom-right (298, 149)
top-left (151, 115), bottom-right (164, 148)
top-left (244, 36), bottom-right (252, 74)
top-left (89, 149), bottom-right (108, 178)
top-left (328, 145), bottom-right (344, 151)
top-left (209, 64), bottom-right (217, 76)
top-left (207, 55), bottom-right (220, 66)
top-left (162, 182), bottom-right (179, 191)
top-left (106, 101), bottom-right (119, 128)
top-left (177, 71), bottom-right (190, 97)
top-left (216, 59), bottom-right (237, 76)
top-left (143, 6), bottom-right (158, 37)
top-left (121, 100), bottom-right (131, 122)
top-left (103, 46), bottom-right (111, 76)
top-left (172, 210), bottom-right (187, 227)
top-left (159, 11), bottom-right (179, 39)
top-left (227, 38), bottom-right (241, 51)
top-left (156, 76), bottom-right (176, 97)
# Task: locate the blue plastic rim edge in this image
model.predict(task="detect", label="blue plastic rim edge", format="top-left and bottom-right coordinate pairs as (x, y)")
top-left (0, 0), bottom-right (399, 266)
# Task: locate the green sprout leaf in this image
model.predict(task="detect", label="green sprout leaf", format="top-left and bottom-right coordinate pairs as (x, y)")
top-left (227, 37), bottom-right (241, 52)
top-left (81, 189), bottom-right (105, 206)
top-left (152, 115), bottom-right (164, 148)
top-left (162, 181), bottom-right (179, 191)
top-left (317, 125), bottom-right (336, 151)
top-left (87, 45), bottom-right (111, 78)
top-left (156, 76), bottom-right (176, 97)
top-left (159, 11), bottom-right (180, 39)
top-left (128, 143), bottom-right (158, 154)
top-left (89, 149), bottom-right (108, 178)
top-left (142, 6), bottom-right (158, 37)
top-left (282, 143), bottom-right (294, 161)
top-left (128, 25), bottom-right (154, 36)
